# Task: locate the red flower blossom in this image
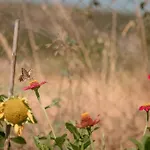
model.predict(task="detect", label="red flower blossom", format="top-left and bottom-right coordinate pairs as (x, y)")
top-left (139, 104), bottom-right (150, 112)
top-left (23, 80), bottom-right (46, 90)
top-left (148, 75), bottom-right (150, 80)
top-left (76, 112), bottom-right (100, 128)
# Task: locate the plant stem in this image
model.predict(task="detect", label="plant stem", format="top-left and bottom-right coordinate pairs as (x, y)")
top-left (34, 89), bottom-right (40, 102)
top-left (34, 89), bottom-right (56, 138)
top-left (4, 19), bottom-right (20, 150)
top-left (87, 127), bottom-right (95, 150)
top-left (90, 136), bottom-right (95, 150)
top-left (143, 111), bottom-right (149, 135)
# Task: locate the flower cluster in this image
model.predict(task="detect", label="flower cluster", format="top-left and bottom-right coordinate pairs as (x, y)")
top-left (76, 112), bottom-right (100, 128)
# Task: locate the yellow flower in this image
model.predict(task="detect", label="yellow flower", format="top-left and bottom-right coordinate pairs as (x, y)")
top-left (14, 124), bottom-right (24, 136)
top-left (0, 96), bottom-right (35, 136)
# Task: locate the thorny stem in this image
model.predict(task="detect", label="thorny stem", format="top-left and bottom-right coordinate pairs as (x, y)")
top-left (34, 89), bottom-right (56, 138)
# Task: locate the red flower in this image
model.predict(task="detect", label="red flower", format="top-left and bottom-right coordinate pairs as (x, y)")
top-left (76, 112), bottom-right (100, 128)
top-left (139, 104), bottom-right (150, 112)
top-left (148, 75), bottom-right (150, 80)
top-left (23, 80), bottom-right (46, 90)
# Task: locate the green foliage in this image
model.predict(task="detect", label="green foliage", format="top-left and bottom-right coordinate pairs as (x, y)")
top-left (0, 95), bottom-right (8, 102)
top-left (128, 134), bottom-right (150, 150)
top-left (142, 134), bottom-right (150, 150)
top-left (129, 138), bottom-right (143, 150)
top-left (92, 126), bottom-right (100, 133)
top-left (34, 132), bottom-right (67, 150)
top-left (10, 136), bottom-right (26, 144)
top-left (65, 122), bottom-right (80, 140)
top-left (0, 131), bottom-right (5, 149)
top-left (65, 122), bottom-right (91, 150)
top-left (66, 36), bottom-right (77, 46)
top-left (34, 122), bottom-right (99, 150)
top-left (54, 134), bottom-right (67, 149)
top-left (34, 135), bottom-right (52, 150)
top-left (45, 97), bottom-right (62, 110)
top-left (0, 131), bottom-right (5, 139)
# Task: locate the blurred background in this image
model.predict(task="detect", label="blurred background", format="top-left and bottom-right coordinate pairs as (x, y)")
top-left (0, 0), bottom-right (150, 149)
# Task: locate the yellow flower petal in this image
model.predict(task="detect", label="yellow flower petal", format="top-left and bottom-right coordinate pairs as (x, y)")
top-left (0, 112), bottom-right (4, 119)
top-left (0, 102), bottom-right (4, 119)
top-left (27, 111), bottom-right (34, 123)
top-left (14, 124), bottom-right (24, 136)
top-left (0, 102), bottom-right (4, 107)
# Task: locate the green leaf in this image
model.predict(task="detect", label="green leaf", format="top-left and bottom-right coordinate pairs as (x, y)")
top-left (34, 136), bottom-right (42, 149)
top-left (0, 95), bottom-right (7, 102)
top-left (0, 131), bottom-right (5, 140)
top-left (66, 36), bottom-right (77, 46)
top-left (0, 131), bottom-right (5, 149)
top-left (83, 138), bottom-right (91, 149)
top-left (92, 126), bottom-right (100, 132)
top-left (142, 134), bottom-right (150, 150)
top-left (10, 136), bottom-right (26, 144)
top-left (69, 143), bottom-right (79, 150)
top-left (129, 137), bottom-right (143, 150)
top-left (54, 134), bottom-right (67, 149)
top-left (38, 136), bottom-right (47, 140)
top-left (45, 98), bottom-right (61, 109)
top-left (47, 131), bottom-right (55, 140)
top-left (65, 122), bottom-right (80, 140)
top-left (0, 140), bottom-right (4, 149)
top-left (34, 136), bottom-right (52, 150)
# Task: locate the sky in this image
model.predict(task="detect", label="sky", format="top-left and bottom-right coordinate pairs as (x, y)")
top-left (1, 0), bottom-right (149, 14)
top-left (64, 0), bottom-right (150, 14)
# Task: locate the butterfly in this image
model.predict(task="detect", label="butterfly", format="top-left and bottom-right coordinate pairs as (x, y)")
top-left (19, 68), bottom-right (32, 82)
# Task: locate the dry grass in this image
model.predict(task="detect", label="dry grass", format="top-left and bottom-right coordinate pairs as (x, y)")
top-left (0, 2), bottom-right (150, 150)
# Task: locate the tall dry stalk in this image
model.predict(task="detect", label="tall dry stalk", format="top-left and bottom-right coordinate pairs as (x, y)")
top-left (135, 1), bottom-right (148, 73)
top-left (42, 0), bottom-right (93, 73)
top-left (0, 33), bottom-right (12, 61)
top-left (22, 1), bottom-right (44, 80)
top-left (110, 9), bottom-right (117, 80)
top-left (4, 19), bottom-right (20, 150)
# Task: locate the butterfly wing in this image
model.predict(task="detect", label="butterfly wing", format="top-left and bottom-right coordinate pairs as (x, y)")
top-left (19, 75), bottom-right (24, 82)
top-left (19, 68), bottom-right (31, 82)
top-left (22, 68), bottom-right (30, 78)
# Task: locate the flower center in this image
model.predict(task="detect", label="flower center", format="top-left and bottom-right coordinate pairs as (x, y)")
top-left (143, 104), bottom-right (150, 107)
top-left (30, 80), bottom-right (38, 84)
top-left (81, 112), bottom-right (90, 119)
top-left (4, 98), bottom-right (28, 125)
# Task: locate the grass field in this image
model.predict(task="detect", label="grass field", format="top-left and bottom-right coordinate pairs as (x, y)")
top-left (0, 2), bottom-right (150, 150)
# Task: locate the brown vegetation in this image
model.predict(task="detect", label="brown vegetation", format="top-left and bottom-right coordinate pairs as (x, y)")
top-left (0, 2), bottom-right (150, 150)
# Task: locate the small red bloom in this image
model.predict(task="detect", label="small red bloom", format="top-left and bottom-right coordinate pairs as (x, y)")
top-left (139, 104), bottom-right (150, 112)
top-left (23, 80), bottom-right (46, 90)
top-left (148, 75), bottom-right (150, 80)
top-left (76, 112), bottom-right (100, 128)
